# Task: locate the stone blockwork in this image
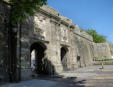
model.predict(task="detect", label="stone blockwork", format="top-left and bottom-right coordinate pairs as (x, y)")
top-left (0, 3), bottom-right (10, 80)
top-left (0, 4), bottom-right (112, 81)
top-left (19, 5), bottom-right (111, 80)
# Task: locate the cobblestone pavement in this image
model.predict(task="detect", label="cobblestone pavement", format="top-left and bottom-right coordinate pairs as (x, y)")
top-left (1, 65), bottom-right (113, 87)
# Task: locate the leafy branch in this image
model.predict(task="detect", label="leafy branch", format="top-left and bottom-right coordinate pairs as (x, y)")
top-left (0, 0), bottom-right (47, 25)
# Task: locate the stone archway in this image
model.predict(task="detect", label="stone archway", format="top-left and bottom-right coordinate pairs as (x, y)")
top-left (61, 46), bottom-right (68, 71)
top-left (30, 42), bottom-right (47, 75)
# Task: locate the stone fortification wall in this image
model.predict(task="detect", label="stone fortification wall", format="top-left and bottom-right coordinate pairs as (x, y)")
top-left (93, 43), bottom-right (112, 65)
top-left (39, 5), bottom-right (111, 69)
top-left (72, 25), bottom-right (112, 68)
top-left (0, 4), bottom-right (112, 81)
top-left (73, 24), bottom-right (93, 41)
top-left (93, 43), bottom-right (111, 59)
top-left (0, 3), bottom-right (10, 80)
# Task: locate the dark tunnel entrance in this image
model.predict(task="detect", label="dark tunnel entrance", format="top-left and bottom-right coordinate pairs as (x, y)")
top-left (77, 56), bottom-right (81, 67)
top-left (61, 46), bottom-right (68, 71)
top-left (30, 42), bottom-right (47, 75)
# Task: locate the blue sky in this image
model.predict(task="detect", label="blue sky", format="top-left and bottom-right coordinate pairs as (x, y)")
top-left (47, 0), bottom-right (113, 43)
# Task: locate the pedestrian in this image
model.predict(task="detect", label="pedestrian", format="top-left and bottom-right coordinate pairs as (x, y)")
top-left (101, 62), bottom-right (104, 69)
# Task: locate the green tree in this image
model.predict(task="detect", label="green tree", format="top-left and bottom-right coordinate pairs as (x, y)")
top-left (0, 0), bottom-right (47, 25)
top-left (85, 29), bottom-right (106, 43)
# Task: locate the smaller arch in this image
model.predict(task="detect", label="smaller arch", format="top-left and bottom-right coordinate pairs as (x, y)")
top-left (60, 46), bottom-right (68, 71)
top-left (61, 47), bottom-right (68, 61)
top-left (77, 56), bottom-right (80, 61)
top-left (77, 55), bottom-right (81, 67)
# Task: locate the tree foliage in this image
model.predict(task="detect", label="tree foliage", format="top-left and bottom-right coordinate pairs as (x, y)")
top-left (85, 29), bottom-right (106, 43)
top-left (0, 0), bottom-right (47, 25)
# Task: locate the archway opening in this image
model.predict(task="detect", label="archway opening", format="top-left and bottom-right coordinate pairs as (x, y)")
top-left (61, 46), bottom-right (68, 71)
top-left (77, 56), bottom-right (81, 67)
top-left (30, 42), bottom-right (47, 75)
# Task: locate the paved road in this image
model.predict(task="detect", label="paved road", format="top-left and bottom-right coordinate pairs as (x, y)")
top-left (60, 65), bottom-right (113, 87)
top-left (1, 65), bottom-right (113, 87)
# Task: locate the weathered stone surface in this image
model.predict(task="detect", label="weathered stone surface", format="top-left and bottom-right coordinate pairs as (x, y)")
top-left (40, 5), bottom-right (60, 17)
top-left (0, 3), bottom-right (112, 81)
top-left (0, 3), bottom-right (10, 81)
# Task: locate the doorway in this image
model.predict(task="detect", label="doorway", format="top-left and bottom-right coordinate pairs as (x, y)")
top-left (30, 42), bottom-right (47, 75)
top-left (61, 46), bottom-right (68, 71)
top-left (77, 56), bottom-right (81, 67)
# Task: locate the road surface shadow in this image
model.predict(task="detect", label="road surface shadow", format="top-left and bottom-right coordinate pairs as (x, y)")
top-left (38, 76), bottom-right (86, 87)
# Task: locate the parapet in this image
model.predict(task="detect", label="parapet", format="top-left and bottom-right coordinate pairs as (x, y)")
top-left (40, 5), bottom-right (73, 25)
top-left (80, 31), bottom-right (93, 41)
top-left (73, 24), bottom-right (93, 41)
top-left (60, 16), bottom-right (72, 24)
top-left (40, 5), bottom-right (60, 17)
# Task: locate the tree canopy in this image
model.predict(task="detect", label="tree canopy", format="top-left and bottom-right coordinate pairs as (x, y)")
top-left (80, 29), bottom-right (106, 43)
top-left (0, 0), bottom-right (47, 25)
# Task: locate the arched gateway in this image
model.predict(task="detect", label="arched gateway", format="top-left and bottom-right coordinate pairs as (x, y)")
top-left (30, 42), bottom-right (48, 75)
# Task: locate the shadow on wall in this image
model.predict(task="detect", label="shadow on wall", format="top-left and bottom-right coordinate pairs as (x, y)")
top-left (37, 57), bottom-right (57, 75)
top-left (29, 55), bottom-right (86, 87)
top-left (0, 3), bottom-right (10, 82)
top-left (0, 54), bottom-right (86, 87)
top-left (30, 42), bottom-right (57, 76)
